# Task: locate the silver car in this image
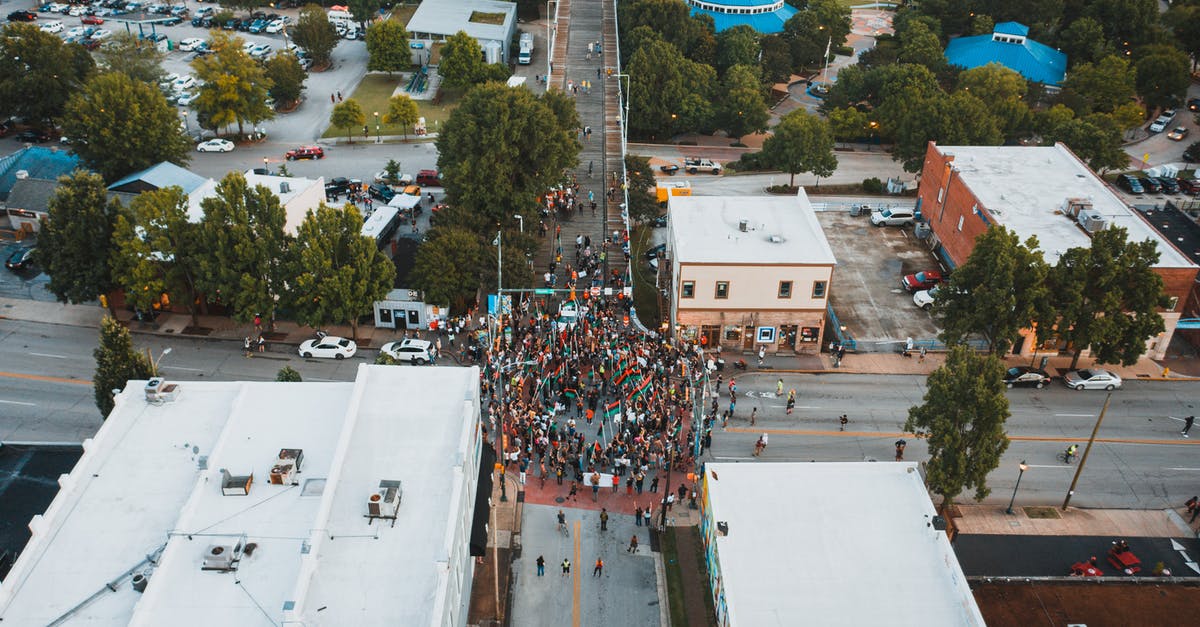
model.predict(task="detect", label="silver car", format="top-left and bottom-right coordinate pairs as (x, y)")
top-left (1063, 368), bottom-right (1122, 391)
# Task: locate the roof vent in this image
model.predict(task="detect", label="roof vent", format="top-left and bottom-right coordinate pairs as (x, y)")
top-left (14, 170), bottom-right (28, 180)
top-left (280, 182), bottom-right (291, 194)
top-left (738, 219), bottom-right (748, 232)
top-left (220, 468), bottom-right (254, 496)
top-left (768, 235), bottom-right (784, 243)
top-left (131, 571), bottom-right (151, 592)
top-left (201, 542), bottom-right (243, 571)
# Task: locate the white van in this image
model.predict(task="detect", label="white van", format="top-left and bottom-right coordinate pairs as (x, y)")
top-left (327, 9), bottom-right (352, 22)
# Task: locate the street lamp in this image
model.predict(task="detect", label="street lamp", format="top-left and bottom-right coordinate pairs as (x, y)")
top-left (1005, 460), bottom-right (1028, 515)
top-left (513, 214), bottom-right (523, 233)
top-left (180, 109), bottom-right (189, 133)
top-left (374, 111), bottom-right (380, 144)
top-left (149, 347), bottom-right (173, 377)
top-left (262, 157), bottom-right (269, 175)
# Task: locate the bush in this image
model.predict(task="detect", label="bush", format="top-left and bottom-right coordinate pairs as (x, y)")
top-left (727, 150), bottom-right (771, 172)
top-left (835, 45), bottom-right (854, 57)
top-left (862, 177), bottom-right (884, 194)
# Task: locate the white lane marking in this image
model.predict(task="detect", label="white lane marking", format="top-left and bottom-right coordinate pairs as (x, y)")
top-left (30, 352), bottom-right (69, 359)
top-left (0, 399), bottom-right (36, 406)
top-left (1166, 467), bottom-right (1200, 471)
top-left (712, 456), bottom-right (757, 460)
top-left (159, 365), bottom-right (206, 372)
top-left (1023, 464), bottom-right (1075, 470)
top-left (1054, 414), bottom-right (1094, 417)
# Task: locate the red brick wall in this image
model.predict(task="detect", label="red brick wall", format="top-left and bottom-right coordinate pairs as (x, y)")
top-left (917, 142), bottom-right (990, 267)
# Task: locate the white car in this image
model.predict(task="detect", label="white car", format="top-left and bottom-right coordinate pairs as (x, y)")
top-left (299, 336), bottom-right (357, 359)
top-left (172, 75), bottom-right (196, 92)
top-left (40, 21), bottom-right (64, 33)
top-left (175, 92), bottom-right (197, 106)
top-left (179, 37), bottom-right (204, 51)
top-left (242, 41), bottom-right (257, 54)
top-left (196, 138), bottom-right (234, 153)
top-left (89, 28), bottom-right (112, 40)
top-left (265, 19), bottom-right (285, 33)
top-left (1149, 114), bottom-right (1174, 133)
top-left (379, 338), bottom-right (433, 364)
top-left (249, 44), bottom-right (272, 59)
top-left (65, 26), bottom-right (87, 38)
top-left (68, 5), bottom-right (87, 16)
top-left (1062, 368), bottom-right (1122, 391)
top-left (913, 286), bottom-right (938, 310)
top-left (47, 3), bottom-right (69, 12)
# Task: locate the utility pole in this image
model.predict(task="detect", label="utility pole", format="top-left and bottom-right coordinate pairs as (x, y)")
top-left (1062, 393), bottom-right (1111, 511)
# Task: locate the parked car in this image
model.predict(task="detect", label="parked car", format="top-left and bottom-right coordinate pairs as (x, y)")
top-left (40, 20), bottom-right (64, 33)
top-left (1140, 176), bottom-right (1162, 193)
top-left (870, 207), bottom-right (915, 227)
top-left (1156, 177), bottom-right (1180, 194)
top-left (379, 338), bottom-right (432, 364)
top-left (1116, 174), bottom-right (1144, 194)
top-left (1149, 113), bottom-right (1174, 133)
top-left (901, 269), bottom-right (943, 292)
top-left (367, 183), bottom-right (395, 202)
top-left (5, 247), bottom-right (36, 272)
top-left (196, 138), bottom-right (234, 152)
top-left (1003, 366), bottom-right (1050, 389)
top-left (912, 286), bottom-right (938, 310)
top-left (81, 14), bottom-right (104, 24)
top-left (651, 214), bottom-right (668, 228)
top-left (645, 242), bottom-right (667, 260)
top-left (298, 335), bottom-right (356, 359)
top-left (248, 43), bottom-right (272, 59)
top-left (416, 169), bottom-right (441, 186)
top-left (7, 10), bottom-right (39, 21)
top-left (325, 177), bottom-right (360, 198)
top-left (66, 26), bottom-right (87, 38)
top-left (1167, 127), bottom-right (1189, 141)
top-left (1184, 141), bottom-right (1200, 163)
top-left (1176, 177), bottom-right (1200, 194)
top-left (16, 129), bottom-right (51, 143)
top-left (89, 28), bottom-right (112, 40)
top-left (1190, 98), bottom-right (1200, 112)
top-left (172, 75), bottom-right (196, 92)
top-left (265, 19), bottom-right (285, 33)
top-left (659, 164), bottom-right (679, 175)
top-left (1063, 368), bottom-right (1122, 391)
top-left (179, 37), bottom-right (204, 51)
top-left (285, 145), bottom-right (324, 160)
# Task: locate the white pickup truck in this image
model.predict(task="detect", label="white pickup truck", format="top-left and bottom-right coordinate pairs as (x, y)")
top-left (684, 157), bottom-right (722, 174)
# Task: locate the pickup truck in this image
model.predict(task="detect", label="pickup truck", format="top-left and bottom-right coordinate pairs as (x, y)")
top-left (683, 157), bottom-right (721, 175)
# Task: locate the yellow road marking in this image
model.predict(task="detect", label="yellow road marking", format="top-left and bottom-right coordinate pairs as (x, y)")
top-left (0, 370), bottom-right (91, 386)
top-left (573, 519), bottom-right (581, 627)
top-left (725, 427), bottom-right (1200, 446)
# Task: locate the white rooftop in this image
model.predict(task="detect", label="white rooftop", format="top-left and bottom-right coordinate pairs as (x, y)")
top-left (406, 0), bottom-right (516, 42)
top-left (668, 190), bottom-right (837, 265)
top-left (938, 143), bottom-right (1193, 268)
top-left (704, 462), bottom-right (984, 627)
top-left (0, 365), bottom-right (481, 627)
top-left (187, 170), bottom-right (325, 234)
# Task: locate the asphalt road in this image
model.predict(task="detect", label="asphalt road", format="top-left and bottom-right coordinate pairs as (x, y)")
top-left (955, 534), bottom-right (1200, 577)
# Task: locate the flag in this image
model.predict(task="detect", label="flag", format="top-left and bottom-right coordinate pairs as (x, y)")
top-left (629, 376), bottom-right (651, 400)
top-left (613, 367), bottom-right (631, 386)
top-left (563, 387), bottom-right (578, 400)
top-left (604, 400), bottom-right (620, 419)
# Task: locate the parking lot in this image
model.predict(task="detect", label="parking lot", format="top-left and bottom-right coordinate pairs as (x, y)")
top-left (816, 209), bottom-right (942, 349)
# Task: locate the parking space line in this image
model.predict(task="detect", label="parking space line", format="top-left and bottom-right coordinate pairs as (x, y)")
top-left (0, 399), bottom-right (36, 406)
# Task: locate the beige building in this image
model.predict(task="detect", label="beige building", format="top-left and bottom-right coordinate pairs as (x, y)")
top-left (666, 191), bottom-right (836, 354)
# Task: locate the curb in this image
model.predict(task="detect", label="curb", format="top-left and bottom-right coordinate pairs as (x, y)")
top-left (653, 548), bottom-right (670, 627)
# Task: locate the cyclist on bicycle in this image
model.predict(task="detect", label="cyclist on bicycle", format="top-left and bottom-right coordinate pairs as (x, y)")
top-left (1065, 444), bottom-right (1078, 462)
top-left (557, 509), bottom-right (566, 531)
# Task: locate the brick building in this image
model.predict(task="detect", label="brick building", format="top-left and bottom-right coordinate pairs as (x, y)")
top-left (665, 191), bottom-right (836, 355)
top-left (917, 142), bottom-right (1198, 359)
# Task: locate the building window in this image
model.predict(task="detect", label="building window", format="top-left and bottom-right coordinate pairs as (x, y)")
top-left (681, 281), bottom-right (695, 299)
top-left (778, 281), bottom-right (792, 298)
top-left (715, 281), bottom-right (729, 299)
top-left (957, 215), bottom-right (964, 232)
top-left (812, 281), bottom-right (827, 298)
top-left (1167, 296), bottom-right (1179, 312)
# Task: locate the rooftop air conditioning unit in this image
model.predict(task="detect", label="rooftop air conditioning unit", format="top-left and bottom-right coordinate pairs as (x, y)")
top-left (1082, 212), bottom-right (1107, 234)
top-left (280, 182), bottom-right (291, 194)
top-left (220, 468), bottom-right (254, 496)
top-left (269, 448), bottom-right (304, 485)
top-left (144, 377), bottom-right (180, 403)
top-left (201, 543), bottom-right (238, 571)
top-left (367, 479), bottom-right (403, 518)
top-left (738, 219), bottom-right (749, 232)
top-left (1064, 198), bottom-right (1092, 219)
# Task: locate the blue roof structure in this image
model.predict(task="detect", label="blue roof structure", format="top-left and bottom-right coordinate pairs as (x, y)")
top-left (108, 161), bottom-right (208, 195)
top-left (0, 146), bottom-right (81, 201)
top-left (687, 0), bottom-right (797, 34)
top-left (945, 23), bottom-right (1066, 86)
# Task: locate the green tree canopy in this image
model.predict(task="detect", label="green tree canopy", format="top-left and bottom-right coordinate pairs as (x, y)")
top-left (93, 316), bottom-right (153, 418)
top-left (955, 63), bottom-right (1031, 138)
top-left (1055, 17), bottom-right (1110, 67)
top-left (935, 226), bottom-right (1051, 354)
top-left (1084, 0), bottom-right (1160, 48)
top-left (1037, 106), bottom-right (1129, 172)
top-left (898, 19), bottom-right (946, 72)
top-left (195, 172), bottom-right (292, 326)
top-left (37, 170), bottom-right (121, 306)
top-left (760, 109), bottom-right (837, 186)
top-left (289, 204), bottom-right (396, 339)
top-left (627, 38), bottom-right (714, 137)
top-left (617, 0), bottom-right (715, 64)
top-left (330, 98), bottom-right (366, 143)
top-left (439, 30), bottom-right (487, 89)
top-left (716, 64), bottom-right (769, 141)
top-left (1134, 44), bottom-right (1190, 112)
top-left (348, 0), bottom-right (381, 28)
top-left (264, 52), bottom-right (307, 107)
top-left (383, 93), bottom-right (420, 139)
top-left (95, 31), bottom-right (166, 84)
top-left (0, 24), bottom-right (95, 125)
top-left (758, 34), bottom-right (793, 83)
top-left (904, 345), bottom-right (1011, 510)
top-left (292, 4), bottom-right (339, 67)
top-left (826, 106), bottom-right (868, 147)
top-left (411, 226), bottom-right (484, 311)
top-left (624, 155), bottom-right (659, 223)
top-left (191, 31), bottom-right (274, 137)
top-left (1047, 227), bottom-right (1167, 369)
top-left (110, 187), bottom-right (204, 325)
top-left (715, 25), bottom-right (758, 74)
top-left (883, 90), bottom-right (1003, 172)
top-left (276, 366), bottom-right (303, 381)
top-left (366, 18), bottom-right (409, 73)
top-left (61, 71), bottom-right (192, 181)
top-left (1062, 55), bottom-right (1137, 115)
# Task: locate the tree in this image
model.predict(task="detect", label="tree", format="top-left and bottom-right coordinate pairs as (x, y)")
top-left (716, 64), bottom-right (769, 141)
top-left (1055, 17), bottom-right (1110, 67)
top-left (956, 64), bottom-right (1031, 139)
top-left (292, 4), bottom-right (339, 67)
top-left (898, 19), bottom-right (946, 72)
top-left (383, 93), bottom-right (419, 139)
top-left (330, 98), bottom-right (366, 144)
top-left (758, 34), bottom-right (793, 83)
top-left (191, 31), bottom-right (274, 137)
top-left (826, 106), bottom-right (867, 147)
top-left (289, 204), bottom-right (396, 340)
top-left (1047, 227), bottom-right (1167, 369)
top-left (276, 366), bottom-right (303, 382)
top-left (95, 31), bottom-right (166, 85)
top-left (0, 24), bottom-right (95, 126)
top-left (624, 155), bottom-right (659, 223)
top-left (760, 109), bottom-right (837, 186)
top-left (37, 171), bottom-right (121, 307)
top-left (436, 84), bottom-right (579, 228)
top-left (1037, 107), bottom-right (1129, 172)
top-left (1168, 4), bottom-right (1200, 68)
top-left (1134, 45), bottom-right (1190, 111)
top-left (884, 90), bottom-right (1003, 172)
top-left (348, 0), bottom-right (381, 29)
top-left (1062, 55), bottom-right (1136, 114)
top-left (61, 72), bottom-right (192, 181)
top-left (110, 187), bottom-right (204, 326)
top-left (411, 226), bottom-right (484, 311)
top-left (935, 226), bottom-right (1051, 354)
top-left (1084, 0), bottom-right (1160, 48)
top-left (366, 18), bottom-right (409, 73)
top-left (264, 52), bottom-right (306, 108)
top-left (438, 31), bottom-right (487, 89)
top-left (627, 38), bottom-right (713, 137)
top-left (195, 172), bottom-right (292, 326)
top-left (904, 345), bottom-right (1011, 510)
top-left (93, 316), bottom-right (153, 418)
top-left (715, 25), bottom-right (758, 73)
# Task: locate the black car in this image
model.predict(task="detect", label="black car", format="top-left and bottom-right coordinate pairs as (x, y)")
top-left (161, 16), bottom-right (181, 25)
top-left (325, 177), bottom-right (361, 198)
top-left (1157, 176), bottom-right (1180, 194)
top-left (5, 247), bottom-right (35, 272)
top-left (1189, 98), bottom-right (1200, 112)
top-left (1003, 367), bottom-right (1050, 389)
top-left (367, 183), bottom-right (395, 202)
top-left (1184, 141), bottom-right (1200, 163)
top-left (659, 164), bottom-right (679, 175)
top-left (644, 242), bottom-right (667, 260)
top-left (1117, 174), bottom-right (1144, 194)
top-left (16, 129), bottom-right (51, 143)
top-left (651, 214), bottom-right (668, 228)
top-left (1140, 176), bottom-right (1162, 193)
top-left (7, 10), bottom-right (38, 21)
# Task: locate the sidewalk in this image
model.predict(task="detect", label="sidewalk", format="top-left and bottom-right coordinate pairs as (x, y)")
top-left (955, 503), bottom-right (1197, 538)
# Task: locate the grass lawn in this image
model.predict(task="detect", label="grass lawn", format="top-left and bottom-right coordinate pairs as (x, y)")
top-left (469, 11), bottom-right (506, 25)
top-left (388, 4), bottom-right (417, 26)
top-left (629, 225), bottom-right (662, 330)
top-left (321, 75), bottom-right (463, 139)
top-left (661, 529), bottom-right (689, 627)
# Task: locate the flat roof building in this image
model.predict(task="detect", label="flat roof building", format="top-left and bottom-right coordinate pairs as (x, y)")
top-left (666, 191), bottom-right (836, 354)
top-left (407, 0), bottom-right (518, 64)
top-left (685, 0), bottom-right (798, 33)
top-left (699, 462), bottom-right (985, 626)
top-left (0, 365), bottom-right (485, 627)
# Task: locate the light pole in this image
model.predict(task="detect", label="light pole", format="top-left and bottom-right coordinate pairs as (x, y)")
top-left (181, 109), bottom-right (189, 134)
top-left (147, 347), bottom-right (173, 377)
top-left (374, 111), bottom-right (380, 144)
top-left (1005, 460), bottom-right (1028, 515)
top-left (262, 157), bottom-right (269, 175)
top-left (513, 214), bottom-right (523, 233)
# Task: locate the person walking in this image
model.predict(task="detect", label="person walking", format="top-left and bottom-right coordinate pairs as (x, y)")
top-left (243, 336), bottom-right (252, 358)
top-left (536, 555), bottom-right (545, 576)
top-left (593, 557), bottom-right (604, 576)
top-left (561, 558), bottom-right (571, 576)
top-left (1182, 415), bottom-right (1195, 437)
top-left (628, 534), bottom-right (639, 553)
top-left (611, 473), bottom-right (619, 493)
top-left (776, 378), bottom-right (784, 396)
top-left (750, 407), bottom-right (757, 426)
top-left (894, 439), bottom-right (906, 461)
top-left (600, 508), bottom-right (609, 531)
top-left (758, 345), bottom-right (766, 366)
top-left (786, 390), bottom-right (796, 415)
top-left (635, 505), bottom-right (643, 526)
top-left (650, 476), bottom-right (659, 493)
top-left (839, 414), bottom-right (848, 431)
